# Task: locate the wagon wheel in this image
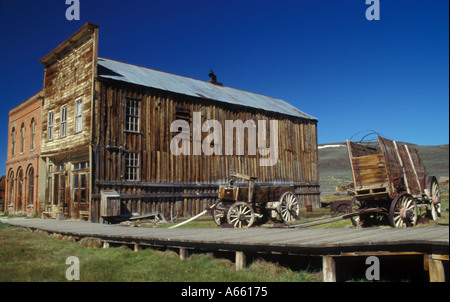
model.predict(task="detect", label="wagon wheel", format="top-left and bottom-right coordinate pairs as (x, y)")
top-left (427, 176), bottom-right (441, 221)
top-left (277, 192), bottom-right (300, 223)
top-left (213, 209), bottom-right (226, 226)
top-left (389, 193), bottom-right (418, 228)
top-left (227, 202), bottom-right (255, 228)
top-left (350, 197), bottom-right (365, 227)
top-left (335, 203), bottom-right (351, 214)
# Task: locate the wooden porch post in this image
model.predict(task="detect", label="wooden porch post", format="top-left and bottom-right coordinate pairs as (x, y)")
top-left (428, 254), bottom-right (447, 282)
top-left (236, 251), bottom-right (246, 271)
top-left (322, 256), bottom-right (336, 282)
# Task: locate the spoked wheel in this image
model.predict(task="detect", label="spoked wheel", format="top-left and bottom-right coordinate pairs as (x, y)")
top-left (227, 202), bottom-right (255, 228)
top-left (213, 209), bottom-right (226, 226)
top-left (277, 192), bottom-right (300, 223)
top-left (427, 176), bottom-right (441, 221)
top-left (389, 193), bottom-right (418, 228)
top-left (350, 197), bottom-right (365, 227)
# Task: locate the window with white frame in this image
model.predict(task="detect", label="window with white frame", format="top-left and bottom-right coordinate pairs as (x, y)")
top-left (31, 118), bottom-right (36, 150)
top-left (20, 124), bottom-right (25, 153)
top-left (125, 152), bottom-right (140, 181)
top-left (48, 111), bottom-right (54, 140)
top-left (61, 107), bottom-right (67, 137)
top-left (125, 98), bottom-right (140, 132)
top-left (11, 127), bottom-right (16, 156)
top-left (75, 99), bottom-right (82, 133)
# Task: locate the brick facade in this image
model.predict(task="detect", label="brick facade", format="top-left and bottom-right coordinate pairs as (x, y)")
top-left (5, 92), bottom-right (42, 215)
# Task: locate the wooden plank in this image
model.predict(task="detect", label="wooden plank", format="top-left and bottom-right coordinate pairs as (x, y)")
top-left (2, 219), bottom-right (448, 257)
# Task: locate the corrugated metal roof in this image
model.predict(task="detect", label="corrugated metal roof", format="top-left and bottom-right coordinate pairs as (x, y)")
top-left (97, 58), bottom-right (317, 120)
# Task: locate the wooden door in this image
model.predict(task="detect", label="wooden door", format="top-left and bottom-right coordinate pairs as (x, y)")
top-left (73, 172), bottom-right (89, 218)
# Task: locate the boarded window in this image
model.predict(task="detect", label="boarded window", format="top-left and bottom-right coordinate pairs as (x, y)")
top-left (125, 98), bottom-right (140, 132)
top-left (125, 152), bottom-right (139, 181)
top-left (175, 104), bottom-right (191, 122)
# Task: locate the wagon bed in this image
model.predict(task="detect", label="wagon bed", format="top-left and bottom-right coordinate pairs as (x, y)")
top-left (347, 136), bottom-right (441, 227)
top-left (348, 136), bottom-right (427, 199)
top-left (211, 172), bottom-right (301, 228)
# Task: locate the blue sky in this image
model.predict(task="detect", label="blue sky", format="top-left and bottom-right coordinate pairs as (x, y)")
top-left (0, 0), bottom-right (448, 176)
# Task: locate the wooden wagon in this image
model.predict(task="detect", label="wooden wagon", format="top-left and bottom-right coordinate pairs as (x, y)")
top-left (211, 172), bottom-right (300, 228)
top-left (347, 136), bottom-right (441, 228)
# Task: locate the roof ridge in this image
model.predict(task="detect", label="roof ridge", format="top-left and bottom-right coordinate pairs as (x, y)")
top-left (98, 57), bottom-right (282, 100)
top-left (97, 57), bottom-right (316, 120)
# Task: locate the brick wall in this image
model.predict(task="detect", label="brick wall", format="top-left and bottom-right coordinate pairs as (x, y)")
top-left (5, 92), bottom-right (42, 215)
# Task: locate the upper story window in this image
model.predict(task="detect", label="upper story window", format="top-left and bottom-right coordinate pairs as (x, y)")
top-left (48, 111), bottom-right (54, 140)
top-left (75, 99), bottom-right (82, 133)
top-left (61, 107), bottom-right (67, 137)
top-left (20, 124), bottom-right (25, 153)
top-left (11, 127), bottom-right (16, 156)
top-left (30, 118), bottom-right (36, 150)
top-left (125, 98), bottom-right (140, 133)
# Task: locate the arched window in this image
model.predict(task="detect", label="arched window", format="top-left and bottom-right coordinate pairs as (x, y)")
top-left (31, 118), bottom-right (36, 150)
top-left (28, 167), bottom-right (34, 204)
top-left (17, 169), bottom-right (24, 211)
top-left (20, 123), bottom-right (25, 153)
top-left (8, 170), bottom-right (14, 204)
top-left (11, 127), bottom-right (16, 156)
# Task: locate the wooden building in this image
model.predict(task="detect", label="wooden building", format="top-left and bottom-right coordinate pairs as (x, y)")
top-left (5, 91), bottom-right (42, 216)
top-left (38, 23), bottom-right (319, 223)
top-left (38, 23), bottom-right (98, 220)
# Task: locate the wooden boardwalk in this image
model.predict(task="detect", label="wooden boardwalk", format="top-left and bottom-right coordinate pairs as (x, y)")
top-left (1, 218), bottom-right (448, 281)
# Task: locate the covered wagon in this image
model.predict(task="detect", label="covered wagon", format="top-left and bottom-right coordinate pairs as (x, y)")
top-left (347, 136), bottom-right (441, 227)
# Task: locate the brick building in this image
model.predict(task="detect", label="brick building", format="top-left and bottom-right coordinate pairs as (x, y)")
top-left (0, 176), bottom-right (5, 212)
top-left (5, 91), bottom-right (42, 215)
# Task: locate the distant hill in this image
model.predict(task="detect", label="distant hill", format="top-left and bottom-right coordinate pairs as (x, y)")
top-left (318, 142), bottom-right (449, 197)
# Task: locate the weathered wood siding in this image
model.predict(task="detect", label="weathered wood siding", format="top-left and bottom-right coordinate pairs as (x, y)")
top-left (91, 79), bottom-right (319, 222)
top-left (40, 25), bottom-right (98, 157)
top-left (38, 24), bottom-right (98, 219)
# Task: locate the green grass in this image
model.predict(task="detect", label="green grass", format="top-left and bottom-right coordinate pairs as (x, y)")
top-left (0, 222), bottom-right (321, 282)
